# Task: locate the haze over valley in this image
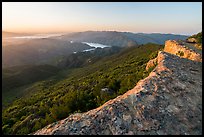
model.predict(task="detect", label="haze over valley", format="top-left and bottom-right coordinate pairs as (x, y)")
top-left (2, 2), bottom-right (202, 135)
top-left (2, 30), bottom-right (188, 68)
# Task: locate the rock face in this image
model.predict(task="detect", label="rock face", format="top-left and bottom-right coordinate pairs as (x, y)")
top-left (146, 57), bottom-right (157, 71)
top-left (34, 40), bottom-right (202, 135)
top-left (164, 40), bottom-right (202, 62)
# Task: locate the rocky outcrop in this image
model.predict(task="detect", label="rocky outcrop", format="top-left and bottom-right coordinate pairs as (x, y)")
top-left (187, 37), bottom-right (197, 43)
top-left (34, 40), bottom-right (202, 135)
top-left (146, 57), bottom-right (157, 71)
top-left (147, 39), bottom-right (202, 72)
top-left (164, 40), bottom-right (202, 62)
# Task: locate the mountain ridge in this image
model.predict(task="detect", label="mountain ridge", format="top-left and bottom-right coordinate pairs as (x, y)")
top-left (3, 31), bottom-right (187, 68)
top-left (34, 40), bottom-right (202, 135)
top-left (58, 31), bottom-right (188, 46)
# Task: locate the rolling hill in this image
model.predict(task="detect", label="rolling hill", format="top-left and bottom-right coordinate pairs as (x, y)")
top-left (2, 38), bottom-right (91, 68)
top-left (56, 31), bottom-right (188, 46)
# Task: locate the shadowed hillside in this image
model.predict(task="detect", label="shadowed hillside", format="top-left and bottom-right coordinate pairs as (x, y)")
top-left (2, 38), bottom-right (91, 68)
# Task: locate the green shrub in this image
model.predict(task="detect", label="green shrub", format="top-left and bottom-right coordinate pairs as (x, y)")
top-left (176, 51), bottom-right (184, 57)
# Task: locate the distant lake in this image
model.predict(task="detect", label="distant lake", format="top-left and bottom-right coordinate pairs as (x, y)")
top-left (81, 42), bottom-right (111, 52)
top-left (82, 42), bottom-right (111, 48)
top-left (72, 42), bottom-right (111, 53)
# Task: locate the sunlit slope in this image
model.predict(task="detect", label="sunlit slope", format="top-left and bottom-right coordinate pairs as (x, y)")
top-left (2, 43), bottom-right (163, 135)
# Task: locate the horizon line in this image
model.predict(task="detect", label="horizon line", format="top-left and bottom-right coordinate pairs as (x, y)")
top-left (2, 30), bottom-right (194, 36)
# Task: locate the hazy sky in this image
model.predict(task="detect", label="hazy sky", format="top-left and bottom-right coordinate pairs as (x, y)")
top-left (2, 2), bottom-right (202, 35)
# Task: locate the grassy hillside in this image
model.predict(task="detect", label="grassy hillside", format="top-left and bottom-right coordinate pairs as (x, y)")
top-left (2, 46), bottom-right (122, 108)
top-left (2, 65), bottom-right (61, 107)
top-left (2, 65), bottom-right (60, 90)
top-left (186, 32), bottom-right (202, 49)
top-left (2, 43), bottom-right (164, 135)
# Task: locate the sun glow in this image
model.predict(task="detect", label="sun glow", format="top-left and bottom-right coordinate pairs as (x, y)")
top-left (2, 2), bottom-right (202, 35)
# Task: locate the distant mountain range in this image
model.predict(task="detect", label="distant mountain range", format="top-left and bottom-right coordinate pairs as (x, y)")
top-left (2, 31), bottom-right (31, 37)
top-left (56, 31), bottom-right (188, 46)
top-left (2, 31), bottom-right (188, 68)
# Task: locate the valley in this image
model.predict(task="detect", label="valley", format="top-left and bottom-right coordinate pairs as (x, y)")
top-left (2, 41), bottom-right (163, 134)
top-left (2, 31), bottom-right (201, 135)
top-left (2, 2), bottom-right (201, 135)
